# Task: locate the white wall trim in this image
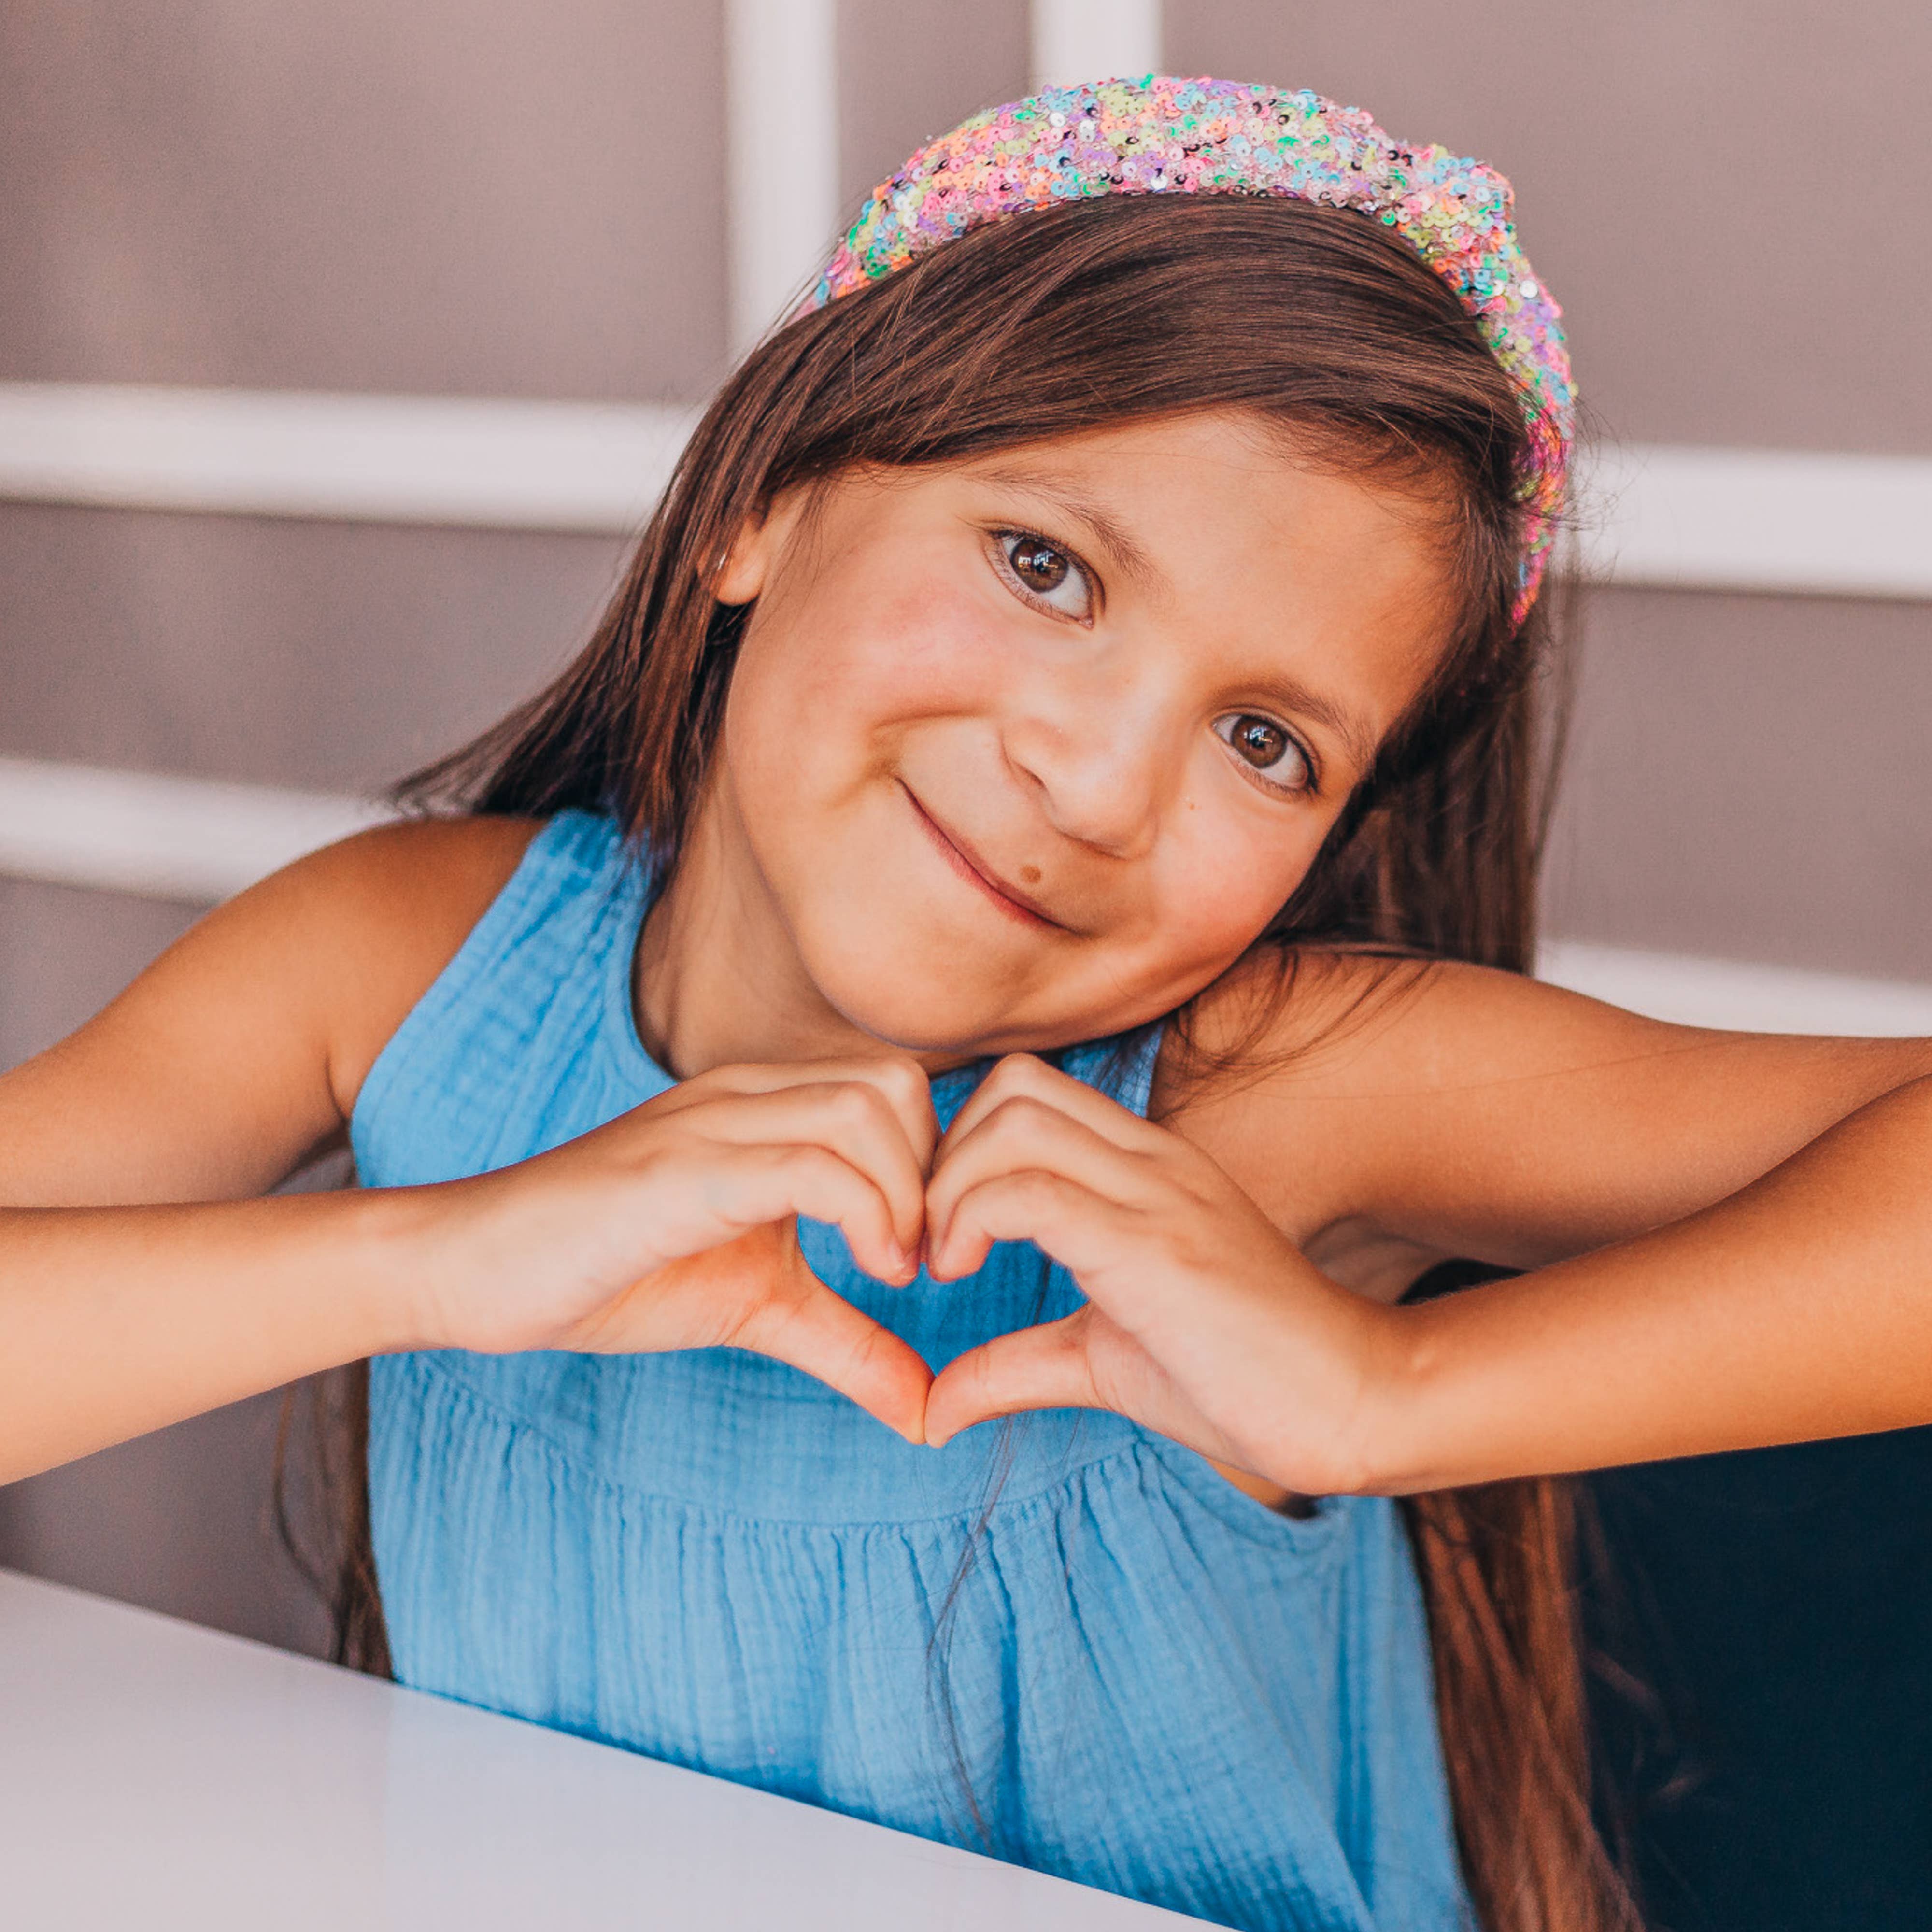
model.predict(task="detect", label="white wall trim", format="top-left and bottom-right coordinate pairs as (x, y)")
top-left (725, 0), bottom-right (840, 359)
top-left (0, 757), bottom-right (389, 905)
top-left (0, 384), bottom-right (698, 534)
top-left (0, 382), bottom-right (1927, 600)
top-left (1538, 940), bottom-right (1932, 1038)
top-left (1031, 0), bottom-right (1164, 90)
top-left (1575, 443), bottom-right (1932, 601)
top-left (1, 756), bottom-right (1926, 1034)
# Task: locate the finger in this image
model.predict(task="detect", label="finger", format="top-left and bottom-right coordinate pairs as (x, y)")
top-left (923, 1310), bottom-right (1098, 1445)
top-left (649, 1141), bottom-right (913, 1286)
top-left (937, 1052), bottom-right (1158, 1166)
top-left (927, 1312), bottom-right (1251, 1474)
top-left (694, 1085), bottom-right (931, 1264)
top-left (928, 1165), bottom-right (1136, 1286)
top-left (926, 1101), bottom-right (1155, 1276)
top-left (734, 1265), bottom-right (935, 1443)
top-left (664, 1057), bottom-right (938, 1170)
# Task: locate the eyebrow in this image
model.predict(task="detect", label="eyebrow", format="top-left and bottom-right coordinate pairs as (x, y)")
top-left (1254, 673), bottom-right (1382, 779)
top-left (975, 466), bottom-right (1384, 778)
top-left (972, 469), bottom-right (1163, 594)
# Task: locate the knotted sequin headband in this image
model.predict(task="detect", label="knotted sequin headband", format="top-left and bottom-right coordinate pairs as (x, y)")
top-left (800, 76), bottom-right (1573, 627)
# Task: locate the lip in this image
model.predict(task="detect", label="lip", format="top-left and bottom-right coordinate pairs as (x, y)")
top-left (899, 783), bottom-right (1064, 932)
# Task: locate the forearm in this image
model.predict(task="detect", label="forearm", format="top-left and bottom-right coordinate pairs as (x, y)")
top-left (1369, 1072), bottom-right (1932, 1492)
top-left (0, 1189), bottom-right (437, 1485)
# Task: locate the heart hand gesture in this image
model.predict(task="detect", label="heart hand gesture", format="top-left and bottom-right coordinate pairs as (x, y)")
top-left (920, 1054), bottom-right (1391, 1499)
top-left (425, 1051), bottom-right (1391, 1495)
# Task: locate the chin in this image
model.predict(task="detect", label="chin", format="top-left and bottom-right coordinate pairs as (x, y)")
top-left (794, 920), bottom-right (1043, 1057)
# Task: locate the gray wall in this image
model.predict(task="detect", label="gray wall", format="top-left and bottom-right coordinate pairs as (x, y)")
top-left (2, 1), bottom-right (1927, 1650)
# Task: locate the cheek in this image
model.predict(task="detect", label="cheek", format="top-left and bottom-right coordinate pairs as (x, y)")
top-left (727, 558), bottom-right (1013, 795)
top-left (1146, 783), bottom-right (1329, 972)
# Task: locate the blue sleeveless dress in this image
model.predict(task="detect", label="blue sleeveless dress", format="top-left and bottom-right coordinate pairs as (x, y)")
top-left (353, 812), bottom-right (1471, 1931)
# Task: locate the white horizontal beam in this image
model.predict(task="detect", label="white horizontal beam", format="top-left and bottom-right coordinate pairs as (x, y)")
top-left (0, 756), bottom-right (389, 904)
top-left (0, 384), bottom-right (1927, 601)
top-left (0, 384), bottom-right (698, 534)
top-left (1577, 444), bottom-right (1932, 601)
top-left (1539, 940), bottom-right (1932, 1038)
top-left (2, 755), bottom-right (1928, 1037)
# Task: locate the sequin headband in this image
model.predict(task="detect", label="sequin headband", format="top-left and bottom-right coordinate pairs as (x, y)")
top-left (800, 75), bottom-right (1573, 627)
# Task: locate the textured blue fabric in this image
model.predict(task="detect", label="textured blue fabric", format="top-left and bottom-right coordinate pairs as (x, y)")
top-left (353, 811), bottom-right (1472, 1930)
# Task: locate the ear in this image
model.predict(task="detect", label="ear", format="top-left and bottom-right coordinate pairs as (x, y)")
top-left (711, 491), bottom-right (807, 606)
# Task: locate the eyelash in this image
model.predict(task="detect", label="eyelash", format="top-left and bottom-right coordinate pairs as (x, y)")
top-left (988, 527), bottom-right (1096, 623)
top-left (1213, 712), bottom-right (1322, 798)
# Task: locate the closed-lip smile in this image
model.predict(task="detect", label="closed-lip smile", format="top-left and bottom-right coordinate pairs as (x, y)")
top-left (899, 782), bottom-right (1064, 931)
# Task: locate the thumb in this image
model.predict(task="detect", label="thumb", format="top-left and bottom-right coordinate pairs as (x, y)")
top-left (924, 1309), bottom-right (1099, 1446)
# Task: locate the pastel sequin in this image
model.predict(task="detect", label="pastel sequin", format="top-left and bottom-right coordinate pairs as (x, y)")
top-left (801, 76), bottom-right (1573, 626)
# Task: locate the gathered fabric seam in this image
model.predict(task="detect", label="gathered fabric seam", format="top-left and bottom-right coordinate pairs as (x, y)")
top-left (398, 1350), bottom-right (1344, 1557)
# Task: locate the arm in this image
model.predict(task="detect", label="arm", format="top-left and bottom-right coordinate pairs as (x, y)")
top-left (0, 819), bottom-right (939, 1483)
top-left (1378, 1067), bottom-right (1932, 1488)
top-left (0, 1189), bottom-right (432, 1484)
top-left (921, 965), bottom-right (1932, 1494)
top-left (1193, 955), bottom-right (1932, 1484)
top-left (1173, 952), bottom-right (1932, 1282)
top-left (0, 816), bottom-right (539, 1481)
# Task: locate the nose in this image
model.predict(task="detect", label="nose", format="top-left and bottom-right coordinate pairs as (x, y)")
top-left (999, 662), bottom-right (1172, 860)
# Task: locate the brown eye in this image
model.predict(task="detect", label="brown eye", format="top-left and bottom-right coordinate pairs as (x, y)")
top-left (1009, 535), bottom-right (1068, 593)
top-left (1229, 715), bottom-right (1286, 767)
top-left (1214, 712), bottom-right (1313, 792)
top-left (994, 530), bottom-right (1094, 620)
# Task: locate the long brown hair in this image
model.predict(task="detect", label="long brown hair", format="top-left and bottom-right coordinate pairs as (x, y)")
top-left (305, 196), bottom-right (1635, 1928)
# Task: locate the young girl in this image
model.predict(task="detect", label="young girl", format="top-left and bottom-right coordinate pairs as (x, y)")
top-left (5, 77), bottom-right (1929, 1932)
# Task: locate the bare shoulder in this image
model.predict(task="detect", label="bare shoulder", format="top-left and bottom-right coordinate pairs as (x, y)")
top-left (236, 814), bottom-right (547, 1108)
top-left (0, 814), bottom-right (543, 1205)
top-left (258, 812), bottom-right (543, 961)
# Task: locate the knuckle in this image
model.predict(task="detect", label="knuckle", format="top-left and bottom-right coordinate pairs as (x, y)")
top-left (877, 1055), bottom-right (928, 1106)
top-left (777, 1143), bottom-right (830, 1181)
top-left (827, 1083), bottom-right (877, 1127)
top-left (988, 1093), bottom-right (1053, 1135)
top-left (1012, 1168), bottom-right (1060, 1208)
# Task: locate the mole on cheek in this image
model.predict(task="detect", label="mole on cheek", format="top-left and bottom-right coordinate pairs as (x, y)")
top-left (1020, 864), bottom-right (1042, 885)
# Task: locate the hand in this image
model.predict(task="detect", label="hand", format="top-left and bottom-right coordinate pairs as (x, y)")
top-left (414, 1057), bottom-right (939, 1441)
top-left (921, 1055), bottom-right (1398, 1497)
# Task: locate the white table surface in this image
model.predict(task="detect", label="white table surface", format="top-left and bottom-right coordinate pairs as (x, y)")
top-left (0, 1569), bottom-right (1204, 1929)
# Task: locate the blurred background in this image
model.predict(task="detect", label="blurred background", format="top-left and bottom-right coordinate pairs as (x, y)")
top-left (2, 4), bottom-right (1928, 1927)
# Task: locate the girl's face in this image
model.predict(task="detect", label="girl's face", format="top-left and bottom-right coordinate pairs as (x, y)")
top-left (692, 411), bottom-right (1453, 1063)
